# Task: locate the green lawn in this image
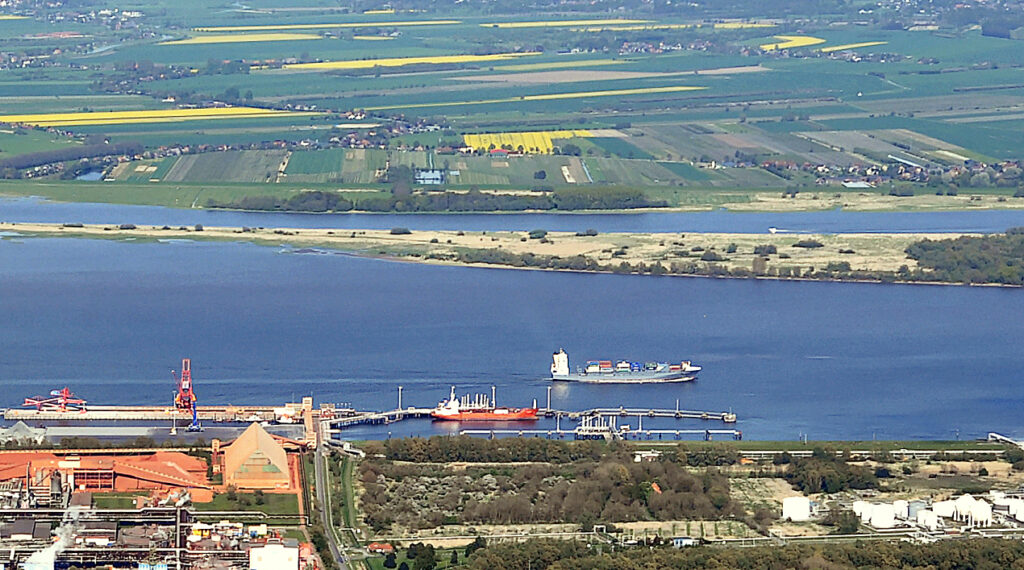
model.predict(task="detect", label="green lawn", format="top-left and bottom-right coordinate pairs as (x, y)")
top-left (194, 492), bottom-right (300, 515)
top-left (92, 492), bottom-right (148, 509)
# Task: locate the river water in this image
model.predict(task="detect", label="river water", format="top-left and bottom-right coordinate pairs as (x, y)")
top-left (1, 212), bottom-right (1022, 441)
top-left (4, 196), bottom-right (1024, 234)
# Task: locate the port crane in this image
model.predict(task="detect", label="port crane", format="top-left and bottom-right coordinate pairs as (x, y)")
top-left (23, 387), bottom-right (87, 412)
top-left (172, 358), bottom-right (202, 432)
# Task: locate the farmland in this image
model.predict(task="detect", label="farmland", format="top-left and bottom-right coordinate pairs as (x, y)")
top-left (0, 1), bottom-right (1019, 212)
top-left (0, 107), bottom-right (316, 127)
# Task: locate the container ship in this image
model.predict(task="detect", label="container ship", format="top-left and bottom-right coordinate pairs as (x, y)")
top-left (550, 349), bottom-right (701, 383)
top-left (431, 386), bottom-right (539, 421)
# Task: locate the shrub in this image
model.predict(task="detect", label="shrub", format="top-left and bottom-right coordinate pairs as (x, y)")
top-left (792, 239), bottom-right (824, 248)
top-left (528, 229), bottom-right (548, 239)
top-left (390, 227), bottom-right (412, 235)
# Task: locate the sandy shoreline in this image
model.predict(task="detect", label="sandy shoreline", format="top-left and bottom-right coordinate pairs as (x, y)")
top-left (1, 221), bottom-right (985, 287)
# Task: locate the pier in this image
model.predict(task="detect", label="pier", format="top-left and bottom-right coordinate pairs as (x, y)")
top-left (322, 388), bottom-right (741, 443)
top-left (460, 414), bottom-right (742, 442)
top-left (4, 405), bottom-right (279, 422)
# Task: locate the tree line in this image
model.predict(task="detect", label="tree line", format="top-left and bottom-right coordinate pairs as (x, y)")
top-left (904, 229), bottom-right (1024, 285)
top-left (0, 141), bottom-right (143, 172)
top-left (205, 187), bottom-right (667, 213)
top-left (464, 537), bottom-right (1024, 570)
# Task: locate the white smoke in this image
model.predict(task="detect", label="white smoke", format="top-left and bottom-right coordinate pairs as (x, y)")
top-left (24, 506), bottom-right (86, 569)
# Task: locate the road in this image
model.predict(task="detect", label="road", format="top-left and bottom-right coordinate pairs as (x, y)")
top-left (314, 443), bottom-right (350, 570)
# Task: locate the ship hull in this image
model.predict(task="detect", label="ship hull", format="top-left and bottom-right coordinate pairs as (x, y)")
top-left (552, 372), bottom-right (695, 384)
top-left (431, 409), bottom-right (539, 421)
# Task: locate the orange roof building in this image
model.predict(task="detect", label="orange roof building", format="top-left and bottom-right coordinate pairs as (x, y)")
top-left (0, 450), bottom-right (212, 505)
top-left (222, 423), bottom-right (291, 490)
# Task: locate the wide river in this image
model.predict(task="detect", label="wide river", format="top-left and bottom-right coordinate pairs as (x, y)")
top-left (4, 196), bottom-right (1024, 234)
top-left (2, 198), bottom-right (1023, 441)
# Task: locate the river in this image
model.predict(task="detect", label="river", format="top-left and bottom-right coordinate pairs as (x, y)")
top-left (1, 232), bottom-right (1021, 441)
top-left (3, 196), bottom-right (1024, 234)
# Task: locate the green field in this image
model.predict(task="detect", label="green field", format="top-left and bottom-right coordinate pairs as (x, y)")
top-left (0, 1), bottom-right (1019, 210)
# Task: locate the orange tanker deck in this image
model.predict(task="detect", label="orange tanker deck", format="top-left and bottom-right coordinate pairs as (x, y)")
top-left (431, 387), bottom-right (539, 422)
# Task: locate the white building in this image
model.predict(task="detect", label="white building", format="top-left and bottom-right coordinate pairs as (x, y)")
top-left (853, 500), bottom-right (870, 522)
top-left (916, 509), bottom-right (941, 531)
top-left (893, 499), bottom-right (909, 519)
top-left (249, 543), bottom-right (299, 570)
top-left (967, 500), bottom-right (993, 527)
top-left (932, 500), bottom-right (956, 518)
top-left (869, 504), bottom-right (896, 529)
top-left (782, 496), bottom-right (812, 522)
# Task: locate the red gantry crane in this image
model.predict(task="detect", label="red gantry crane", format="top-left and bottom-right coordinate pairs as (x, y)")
top-left (172, 358), bottom-right (202, 432)
top-left (23, 387), bottom-right (87, 412)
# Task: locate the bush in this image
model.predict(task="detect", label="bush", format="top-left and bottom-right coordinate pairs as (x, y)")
top-left (528, 229), bottom-right (548, 239)
top-left (700, 251), bottom-right (725, 262)
top-left (792, 239), bottom-right (824, 248)
top-left (754, 244), bottom-right (777, 255)
top-left (390, 227), bottom-right (412, 235)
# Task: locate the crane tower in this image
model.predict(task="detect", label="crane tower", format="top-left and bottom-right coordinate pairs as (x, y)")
top-left (173, 358), bottom-right (202, 432)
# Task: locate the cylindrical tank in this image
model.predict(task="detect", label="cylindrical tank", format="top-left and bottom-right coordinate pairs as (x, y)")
top-left (870, 504), bottom-right (896, 529)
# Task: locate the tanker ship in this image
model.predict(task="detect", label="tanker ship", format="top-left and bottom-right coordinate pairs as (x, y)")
top-left (550, 349), bottom-right (701, 383)
top-left (431, 386), bottom-right (539, 421)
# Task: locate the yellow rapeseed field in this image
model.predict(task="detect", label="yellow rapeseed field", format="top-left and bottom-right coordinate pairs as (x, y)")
top-left (194, 20), bottom-right (459, 32)
top-left (573, 24), bottom-right (692, 32)
top-left (282, 52), bottom-right (540, 70)
top-left (363, 9), bottom-right (395, 14)
top-left (366, 85), bottom-right (705, 111)
top-left (713, 22), bottom-right (775, 29)
top-left (491, 59), bottom-right (624, 72)
top-left (464, 130), bottom-right (593, 153)
top-left (0, 15), bottom-right (27, 20)
top-left (760, 35), bottom-right (826, 50)
top-left (0, 107), bottom-right (312, 127)
top-left (160, 33), bottom-right (322, 45)
top-left (482, 19), bottom-right (651, 28)
top-left (818, 41), bottom-right (888, 53)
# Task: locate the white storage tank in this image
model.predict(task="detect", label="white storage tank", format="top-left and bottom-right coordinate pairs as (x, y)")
top-left (933, 500), bottom-right (956, 519)
top-left (954, 494), bottom-right (976, 521)
top-left (893, 499), bottom-right (909, 519)
top-left (782, 496), bottom-right (812, 522)
top-left (853, 500), bottom-right (870, 522)
top-left (916, 509), bottom-right (940, 531)
top-left (907, 500), bottom-right (928, 519)
top-left (968, 500), bottom-right (992, 527)
top-left (870, 504), bottom-right (897, 529)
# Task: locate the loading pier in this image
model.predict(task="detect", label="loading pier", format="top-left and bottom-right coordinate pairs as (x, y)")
top-left (323, 387), bottom-right (739, 442)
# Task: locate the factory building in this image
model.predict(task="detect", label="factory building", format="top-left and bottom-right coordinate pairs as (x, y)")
top-left (222, 423), bottom-right (292, 490)
top-left (0, 451), bottom-right (212, 505)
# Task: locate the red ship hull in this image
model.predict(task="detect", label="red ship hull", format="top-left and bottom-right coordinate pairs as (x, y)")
top-left (431, 407), bottom-right (539, 421)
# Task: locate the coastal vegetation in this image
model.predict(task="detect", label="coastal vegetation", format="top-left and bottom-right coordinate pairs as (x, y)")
top-left (463, 538), bottom-right (1024, 570)
top-left (904, 229), bottom-right (1024, 285)
top-left (9, 222), bottom-right (1024, 287)
top-left (205, 187), bottom-right (668, 212)
top-left (357, 447), bottom-right (741, 531)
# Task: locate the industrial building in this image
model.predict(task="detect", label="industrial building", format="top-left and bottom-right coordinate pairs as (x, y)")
top-left (248, 542), bottom-right (300, 570)
top-left (221, 423), bottom-right (293, 490)
top-left (0, 450), bottom-right (212, 506)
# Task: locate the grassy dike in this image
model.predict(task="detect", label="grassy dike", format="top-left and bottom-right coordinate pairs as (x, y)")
top-left (0, 221), bottom-right (970, 283)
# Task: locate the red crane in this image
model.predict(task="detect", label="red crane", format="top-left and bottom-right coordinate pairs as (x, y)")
top-left (172, 358), bottom-right (201, 432)
top-left (23, 387), bottom-right (87, 412)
